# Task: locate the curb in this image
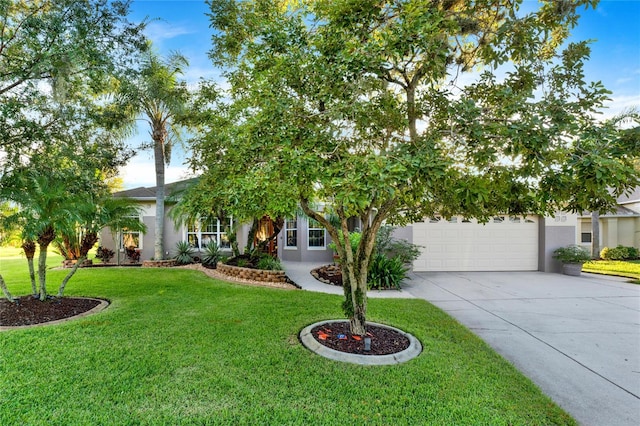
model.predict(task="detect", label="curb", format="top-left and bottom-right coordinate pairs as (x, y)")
top-left (299, 320), bottom-right (422, 365)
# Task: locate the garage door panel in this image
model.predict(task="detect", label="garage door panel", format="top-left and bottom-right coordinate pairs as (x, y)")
top-left (413, 215), bottom-right (538, 272)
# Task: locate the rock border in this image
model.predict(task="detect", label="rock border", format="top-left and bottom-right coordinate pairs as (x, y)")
top-left (0, 297), bottom-right (110, 332)
top-left (299, 320), bottom-right (422, 365)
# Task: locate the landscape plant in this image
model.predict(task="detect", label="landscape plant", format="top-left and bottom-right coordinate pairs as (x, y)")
top-left (256, 255), bottom-right (284, 271)
top-left (173, 241), bottom-right (195, 265)
top-left (95, 246), bottom-right (116, 264)
top-left (553, 245), bottom-right (592, 264)
top-left (600, 245), bottom-right (640, 261)
top-left (189, 0), bottom-right (639, 335)
top-left (201, 240), bottom-right (221, 267)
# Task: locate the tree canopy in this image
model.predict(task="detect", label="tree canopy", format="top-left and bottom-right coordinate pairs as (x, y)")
top-left (193, 0), bottom-right (639, 333)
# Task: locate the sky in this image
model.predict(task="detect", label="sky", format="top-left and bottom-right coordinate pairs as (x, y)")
top-left (119, 0), bottom-right (640, 190)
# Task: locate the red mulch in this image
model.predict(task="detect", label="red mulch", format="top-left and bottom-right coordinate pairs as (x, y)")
top-left (311, 322), bottom-right (410, 356)
top-left (0, 296), bottom-right (101, 327)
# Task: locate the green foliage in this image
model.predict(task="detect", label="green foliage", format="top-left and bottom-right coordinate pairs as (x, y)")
top-left (553, 245), bottom-right (591, 264)
top-left (173, 241), bottom-right (195, 265)
top-left (95, 246), bottom-right (115, 264)
top-left (374, 225), bottom-right (422, 264)
top-left (236, 258), bottom-right (250, 268)
top-left (600, 246), bottom-right (640, 261)
top-left (328, 231), bottom-right (362, 256)
top-left (197, 0), bottom-right (638, 330)
top-left (256, 256), bottom-right (283, 271)
top-left (201, 241), bottom-right (221, 267)
top-left (367, 253), bottom-right (408, 290)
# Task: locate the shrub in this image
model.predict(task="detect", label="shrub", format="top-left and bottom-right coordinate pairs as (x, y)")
top-left (375, 225), bottom-right (422, 264)
top-left (553, 245), bottom-right (590, 264)
top-left (328, 231), bottom-right (362, 257)
top-left (201, 241), bottom-right (220, 267)
top-left (95, 246), bottom-right (115, 263)
top-left (367, 253), bottom-right (408, 290)
top-left (124, 246), bottom-right (141, 263)
top-left (601, 245), bottom-right (640, 260)
top-left (173, 241), bottom-right (194, 265)
top-left (257, 256), bottom-right (283, 271)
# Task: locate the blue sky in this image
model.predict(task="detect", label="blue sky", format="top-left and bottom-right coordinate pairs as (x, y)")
top-left (119, 0), bottom-right (640, 189)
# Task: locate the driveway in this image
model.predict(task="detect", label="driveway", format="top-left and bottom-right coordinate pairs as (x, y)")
top-left (403, 271), bottom-right (640, 426)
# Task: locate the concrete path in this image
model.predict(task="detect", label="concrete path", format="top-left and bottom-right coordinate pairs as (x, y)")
top-left (283, 261), bottom-right (640, 426)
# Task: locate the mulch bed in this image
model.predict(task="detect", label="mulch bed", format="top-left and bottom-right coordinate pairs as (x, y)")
top-left (311, 264), bottom-right (343, 286)
top-left (311, 321), bottom-right (410, 356)
top-left (0, 296), bottom-right (101, 327)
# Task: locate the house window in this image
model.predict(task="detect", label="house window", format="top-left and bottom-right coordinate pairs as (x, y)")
top-left (581, 232), bottom-right (592, 243)
top-left (308, 218), bottom-right (326, 249)
top-left (121, 215), bottom-right (142, 249)
top-left (285, 218), bottom-right (297, 249)
top-left (187, 216), bottom-right (232, 249)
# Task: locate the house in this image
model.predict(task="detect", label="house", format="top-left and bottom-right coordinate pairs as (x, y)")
top-left (100, 179), bottom-right (587, 273)
top-left (577, 187), bottom-right (640, 256)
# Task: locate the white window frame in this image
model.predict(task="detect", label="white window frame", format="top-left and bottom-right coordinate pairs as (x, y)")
top-left (284, 218), bottom-right (298, 249)
top-left (120, 215), bottom-right (143, 250)
top-left (187, 216), bottom-right (233, 250)
top-left (307, 217), bottom-right (326, 250)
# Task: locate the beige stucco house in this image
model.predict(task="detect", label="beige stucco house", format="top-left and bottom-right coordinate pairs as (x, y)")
top-left (100, 179), bottom-right (587, 273)
top-left (578, 187), bottom-right (640, 256)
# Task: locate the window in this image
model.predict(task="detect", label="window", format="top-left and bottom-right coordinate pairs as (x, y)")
top-left (285, 218), bottom-right (297, 249)
top-left (308, 218), bottom-right (326, 249)
top-left (187, 216), bottom-right (232, 249)
top-left (121, 215), bottom-right (142, 249)
top-left (581, 232), bottom-right (592, 243)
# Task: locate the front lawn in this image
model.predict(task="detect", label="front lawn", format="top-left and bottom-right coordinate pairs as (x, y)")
top-left (0, 260), bottom-right (575, 424)
top-left (583, 260), bottom-right (640, 283)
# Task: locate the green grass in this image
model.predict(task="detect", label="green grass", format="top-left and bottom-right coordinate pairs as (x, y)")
top-left (583, 259), bottom-right (640, 283)
top-left (1, 251), bottom-right (575, 425)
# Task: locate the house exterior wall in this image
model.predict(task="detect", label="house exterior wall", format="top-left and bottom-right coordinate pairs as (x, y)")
top-left (579, 216), bottom-right (640, 255)
top-left (277, 215), bottom-right (334, 263)
top-left (538, 213), bottom-right (578, 273)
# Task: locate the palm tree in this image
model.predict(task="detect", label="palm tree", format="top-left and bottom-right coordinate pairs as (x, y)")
top-left (1, 169), bottom-right (78, 300)
top-left (115, 46), bottom-right (189, 260)
top-left (56, 195), bottom-right (146, 297)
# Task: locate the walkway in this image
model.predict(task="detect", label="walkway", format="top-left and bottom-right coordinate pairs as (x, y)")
top-left (283, 261), bottom-right (640, 426)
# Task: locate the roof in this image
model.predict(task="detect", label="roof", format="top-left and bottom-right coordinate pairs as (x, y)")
top-left (113, 178), bottom-right (199, 201)
top-left (617, 186), bottom-right (640, 205)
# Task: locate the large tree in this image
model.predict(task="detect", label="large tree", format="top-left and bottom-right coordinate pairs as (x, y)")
top-left (113, 48), bottom-right (190, 260)
top-left (195, 0), bottom-right (639, 334)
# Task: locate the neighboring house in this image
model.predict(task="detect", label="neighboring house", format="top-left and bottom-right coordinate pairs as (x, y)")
top-left (577, 187), bottom-right (640, 256)
top-left (100, 179), bottom-right (585, 273)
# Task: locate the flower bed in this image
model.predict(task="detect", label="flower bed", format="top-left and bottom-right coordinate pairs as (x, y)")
top-left (216, 262), bottom-right (287, 283)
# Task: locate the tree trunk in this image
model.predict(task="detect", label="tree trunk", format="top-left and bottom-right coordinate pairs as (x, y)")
top-left (37, 243), bottom-right (49, 300)
top-left (591, 211), bottom-right (600, 259)
top-left (154, 130), bottom-right (166, 260)
top-left (57, 255), bottom-right (85, 297)
top-left (22, 240), bottom-right (37, 296)
top-left (0, 274), bottom-right (14, 302)
top-left (37, 226), bottom-right (55, 301)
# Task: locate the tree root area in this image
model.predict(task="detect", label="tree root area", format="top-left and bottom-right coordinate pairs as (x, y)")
top-left (311, 322), bottom-right (409, 356)
top-left (0, 296), bottom-right (101, 327)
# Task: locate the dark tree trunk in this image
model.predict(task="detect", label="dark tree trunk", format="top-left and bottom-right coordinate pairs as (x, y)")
top-left (153, 128), bottom-right (166, 260)
top-left (22, 240), bottom-right (37, 296)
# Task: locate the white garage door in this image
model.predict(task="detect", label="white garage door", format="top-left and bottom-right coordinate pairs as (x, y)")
top-left (412, 215), bottom-right (539, 272)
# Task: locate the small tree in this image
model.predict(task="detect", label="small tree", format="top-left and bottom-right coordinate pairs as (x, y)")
top-left (196, 0), bottom-right (639, 335)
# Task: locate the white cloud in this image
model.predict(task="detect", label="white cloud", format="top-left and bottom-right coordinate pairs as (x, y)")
top-left (119, 155), bottom-right (196, 189)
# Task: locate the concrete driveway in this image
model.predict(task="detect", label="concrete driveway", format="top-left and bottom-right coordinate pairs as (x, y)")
top-left (403, 271), bottom-right (640, 426)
